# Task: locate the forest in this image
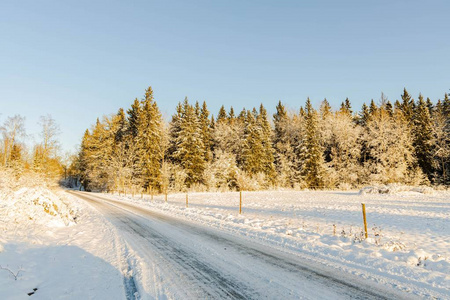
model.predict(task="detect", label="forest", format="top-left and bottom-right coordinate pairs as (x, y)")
top-left (1, 87), bottom-right (449, 192)
top-left (69, 87), bottom-right (450, 193)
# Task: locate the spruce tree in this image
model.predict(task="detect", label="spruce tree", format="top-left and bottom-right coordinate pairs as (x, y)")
top-left (217, 105), bottom-right (227, 123)
top-left (114, 108), bottom-right (128, 145)
top-left (319, 98), bottom-right (332, 119)
top-left (241, 110), bottom-right (265, 175)
top-left (385, 101), bottom-right (393, 116)
top-left (258, 104), bottom-right (276, 178)
top-left (78, 129), bottom-right (90, 190)
top-left (339, 98), bottom-right (352, 116)
top-left (443, 93), bottom-right (450, 118)
top-left (400, 88), bottom-right (415, 124)
top-left (135, 87), bottom-right (164, 190)
top-left (168, 101), bottom-right (184, 163)
top-left (358, 103), bottom-right (370, 126)
top-left (426, 97), bottom-right (434, 116)
top-left (199, 101), bottom-right (213, 162)
top-left (302, 98), bottom-right (325, 188)
top-left (414, 94), bottom-right (434, 180)
top-left (172, 99), bottom-right (206, 187)
top-left (273, 101), bottom-right (293, 186)
top-left (83, 118), bottom-right (113, 190)
top-left (127, 98), bottom-right (141, 138)
top-left (229, 107), bottom-right (236, 121)
top-left (369, 99), bottom-right (377, 115)
top-left (273, 101), bottom-right (288, 144)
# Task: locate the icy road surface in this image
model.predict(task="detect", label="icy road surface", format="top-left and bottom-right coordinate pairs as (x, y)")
top-left (71, 191), bottom-right (410, 300)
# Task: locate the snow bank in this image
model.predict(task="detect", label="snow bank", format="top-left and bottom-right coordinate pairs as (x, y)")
top-left (0, 187), bottom-right (76, 227)
top-left (0, 172), bottom-right (126, 299)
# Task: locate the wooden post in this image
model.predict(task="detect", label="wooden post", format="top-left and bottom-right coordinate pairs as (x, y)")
top-left (186, 193), bottom-right (188, 208)
top-left (165, 190), bottom-right (168, 202)
top-left (239, 191), bottom-right (242, 214)
top-left (361, 203), bottom-right (368, 239)
top-left (151, 187), bottom-right (153, 201)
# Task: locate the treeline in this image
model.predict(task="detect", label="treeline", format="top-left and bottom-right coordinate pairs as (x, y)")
top-left (73, 87), bottom-right (450, 192)
top-left (0, 115), bottom-right (66, 181)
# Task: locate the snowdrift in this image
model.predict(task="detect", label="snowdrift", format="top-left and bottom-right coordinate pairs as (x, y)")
top-left (1, 187), bottom-right (76, 228)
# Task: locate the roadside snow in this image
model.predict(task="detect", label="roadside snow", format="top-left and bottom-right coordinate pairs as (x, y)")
top-left (1, 179), bottom-right (448, 299)
top-left (0, 184), bottom-right (126, 299)
top-left (102, 189), bottom-right (450, 299)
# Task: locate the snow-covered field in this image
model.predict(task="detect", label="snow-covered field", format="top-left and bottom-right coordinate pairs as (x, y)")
top-left (1, 179), bottom-right (449, 299)
top-left (105, 187), bottom-right (450, 299)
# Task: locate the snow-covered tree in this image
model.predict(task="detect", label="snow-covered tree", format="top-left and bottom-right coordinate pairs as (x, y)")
top-left (362, 106), bottom-right (422, 184)
top-left (199, 101), bottom-right (213, 162)
top-left (431, 100), bottom-right (450, 184)
top-left (135, 87), bottom-right (165, 190)
top-left (413, 94), bottom-right (434, 180)
top-left (33, 115), bottom-right (62, 176)
top-left (325, 110), bottom-right (362, 188)
top-left (301, 98), bottom-right (326, 188)
top-left (1, 115), bottom-right (26, 168)
top-left (241, 106), bottom-right (275, 180)
top-left (171, 98), bottom-right (206, 187)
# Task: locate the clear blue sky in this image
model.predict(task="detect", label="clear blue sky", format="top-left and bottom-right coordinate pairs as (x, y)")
top-left (1, 0), bottom-right (449, 153)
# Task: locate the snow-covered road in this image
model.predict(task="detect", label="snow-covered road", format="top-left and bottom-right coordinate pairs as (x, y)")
top-left (71, 191), bottom-right (409, 300)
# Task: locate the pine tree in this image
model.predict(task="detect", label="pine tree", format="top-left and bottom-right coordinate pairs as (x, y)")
top-left (319, 98), bottom-right (332, 119)
top-left (238, 108), bottom-right (247, 121)
top-left (229, 107), bottom-right (236, 122)
top-left (426, 97), bottom-right (434, 116)
top-left (127, 98), bottom-right (141, 139)
top-left (358, 103), bottom-right (370, 126)
top-left (400, 88), bottom-right (415, 124)
top-left (199, 101), bottom-right (213, 162)
top-left (241, 110), bottom-right (265, 175)
top-left (78, 129), bottom-right (91, 190)
top-left (318, 100), bottom-right (333, 162)
top-left (213, 106), bottom-right (245, 167)
top-left (302, 98), bottom-right (325, 188)
top-left (369, 99), bottom-right (377, 115)
top-left (385, 101), bottom-right (393, 116)
top-left (135, 87), bottom-right (165, 190)
top-left (172, 99), bottom-right (206, 187)
top-left (273, 101), bottom-right (293, 186)
top-left (431, 99), bottom-right (450, 184)
top-left (414, 94), bottom-right (434, 180)
top-left (273, 101), bottom-right (288, 145)
top-left (168, 101), bottom-right (184, 163)
top-left (82, 118), bottom-right (114, 190)
top-left (258, 104), bottom-right (276, 178)
top-left (217, 105), bottom-right (227, 123)
top-left (114, 108), bottom-right (128, 145)
top-left (339, 98), bottom-right (352, 116)
top-left (443, 93), bottom-right (450, 118)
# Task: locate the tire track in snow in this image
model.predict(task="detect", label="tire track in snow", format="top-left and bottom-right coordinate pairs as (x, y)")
top-left (71, 191), bottom-right (413, 300)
